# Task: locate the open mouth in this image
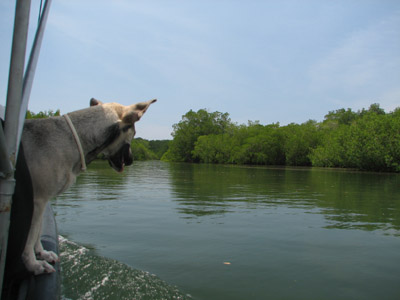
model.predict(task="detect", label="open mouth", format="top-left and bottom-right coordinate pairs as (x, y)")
top-left (108, 144), bottom-right (133, 173)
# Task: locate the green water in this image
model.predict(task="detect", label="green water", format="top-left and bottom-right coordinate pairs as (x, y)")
top-left (54, 160), bottom-right (400, 300)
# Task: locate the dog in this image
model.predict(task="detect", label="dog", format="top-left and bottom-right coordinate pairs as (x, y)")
top-left (20, 98), bottom-right (156, 275)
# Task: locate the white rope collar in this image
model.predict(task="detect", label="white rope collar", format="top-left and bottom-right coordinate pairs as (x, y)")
top-left (63, 114), bottom-right (87, 171)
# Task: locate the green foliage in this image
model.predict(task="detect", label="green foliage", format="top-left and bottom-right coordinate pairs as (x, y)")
top-left (324, 108), bottom-right (358, 126)
top-left (131, 138), bottom-right (171, 161)
top-left (309, 124), bottom-right (352, 168)
top-left (148, 140), bottom-right (170, 159)
top-left (26, 109), bottom-right (61, 119)
top-left (232, 123), bottom-right (285, 165)
top-left (193, 133), bottom-right (240, 164)
top-left (131, 138), bottom-right (158, 161)
top-left (162, 109), bottom-right (232, 162)
top-left (166, 104), bottom-right (400, 172)
top-left (282, 120), bottom-right (321, 166)
top-left (310, 105), bottom-right (400, 172)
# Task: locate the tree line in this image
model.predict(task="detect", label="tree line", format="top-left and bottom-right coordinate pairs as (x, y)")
top-left (26, 109), bottom-right (61, 119)
top-left (131, 138), bottom-right (170, 160)
top-left (161, 104), bottom-right (400, 172)
top-left (27, 104), bottom-right (400, 172)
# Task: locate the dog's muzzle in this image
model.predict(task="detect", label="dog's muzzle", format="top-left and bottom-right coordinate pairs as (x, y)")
top-left (108, 144), bottom-right (133, 173)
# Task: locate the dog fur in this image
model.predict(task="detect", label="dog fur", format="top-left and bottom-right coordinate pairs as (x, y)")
top-left (20, 98), bottom-right (156, 275)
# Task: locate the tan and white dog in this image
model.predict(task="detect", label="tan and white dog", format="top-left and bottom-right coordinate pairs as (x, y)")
top-left (20, 98), bottom-right (156, 275)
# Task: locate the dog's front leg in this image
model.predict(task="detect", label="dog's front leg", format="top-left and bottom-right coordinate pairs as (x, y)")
top-left (34, 224), bottom-right (59, 265)
top-left (22, 199), bottom-right (56, 275)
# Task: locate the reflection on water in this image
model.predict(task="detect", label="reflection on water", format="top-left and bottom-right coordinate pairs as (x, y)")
top-left (54, 160), bottom-right (400, 300)
top-left (168, 163), bottom-right (400, 235)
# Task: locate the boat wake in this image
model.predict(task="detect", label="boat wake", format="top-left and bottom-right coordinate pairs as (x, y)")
top-left (59, 236), bottom-right (190, 300)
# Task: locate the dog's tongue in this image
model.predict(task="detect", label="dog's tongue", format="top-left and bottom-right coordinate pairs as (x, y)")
top-left (118, 157), bottom-right (125, 173)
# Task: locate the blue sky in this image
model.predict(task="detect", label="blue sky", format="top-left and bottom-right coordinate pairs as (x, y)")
top-left (1, 0), bottom-right (399, 140)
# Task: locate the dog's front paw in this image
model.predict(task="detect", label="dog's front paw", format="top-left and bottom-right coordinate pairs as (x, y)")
top-left (25, 259), bottom-right (56, 275)
top-left (36, 250), bottom-right (59, 264)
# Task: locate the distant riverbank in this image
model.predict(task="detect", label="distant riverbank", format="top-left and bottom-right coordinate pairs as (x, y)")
top-left (133, 103), bottom-right (400, 173)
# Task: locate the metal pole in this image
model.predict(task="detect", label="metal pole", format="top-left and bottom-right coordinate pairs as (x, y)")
top-left (17, 0), bottom-right (53, 155)
top-left (0, 0), bottom-right (31, 297)
top-left (4, 0), bottom-right (31, 166)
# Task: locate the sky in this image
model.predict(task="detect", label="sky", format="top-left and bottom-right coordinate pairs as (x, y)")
top-left (1, 0), bottom-right (399, 140)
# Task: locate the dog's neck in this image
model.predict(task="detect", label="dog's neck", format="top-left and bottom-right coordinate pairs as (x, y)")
top-left (65, 106), bottom-right (122, 169)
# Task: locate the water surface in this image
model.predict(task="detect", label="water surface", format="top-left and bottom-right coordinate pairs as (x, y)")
top-left (54, 161), bottom-right (400, 300)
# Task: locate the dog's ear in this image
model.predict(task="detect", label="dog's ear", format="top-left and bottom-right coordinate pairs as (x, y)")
top-left (90, 98), bottom-right (103, 107)
top-left (122, 99), bottom-right (157, 124)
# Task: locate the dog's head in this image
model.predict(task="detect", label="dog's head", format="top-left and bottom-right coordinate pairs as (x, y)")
top-left (90, 98), bottom-right (156, 172)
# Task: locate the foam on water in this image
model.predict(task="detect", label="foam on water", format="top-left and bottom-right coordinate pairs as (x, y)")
top-left (59, 236), bottom-right (191, 300)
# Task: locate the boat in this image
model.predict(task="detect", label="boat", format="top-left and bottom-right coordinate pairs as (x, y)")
top-left (0, 1), bottom-right (60, 299)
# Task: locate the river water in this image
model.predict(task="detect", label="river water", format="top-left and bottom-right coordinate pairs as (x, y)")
top-left (53, 160), bottom-right (400, 300)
